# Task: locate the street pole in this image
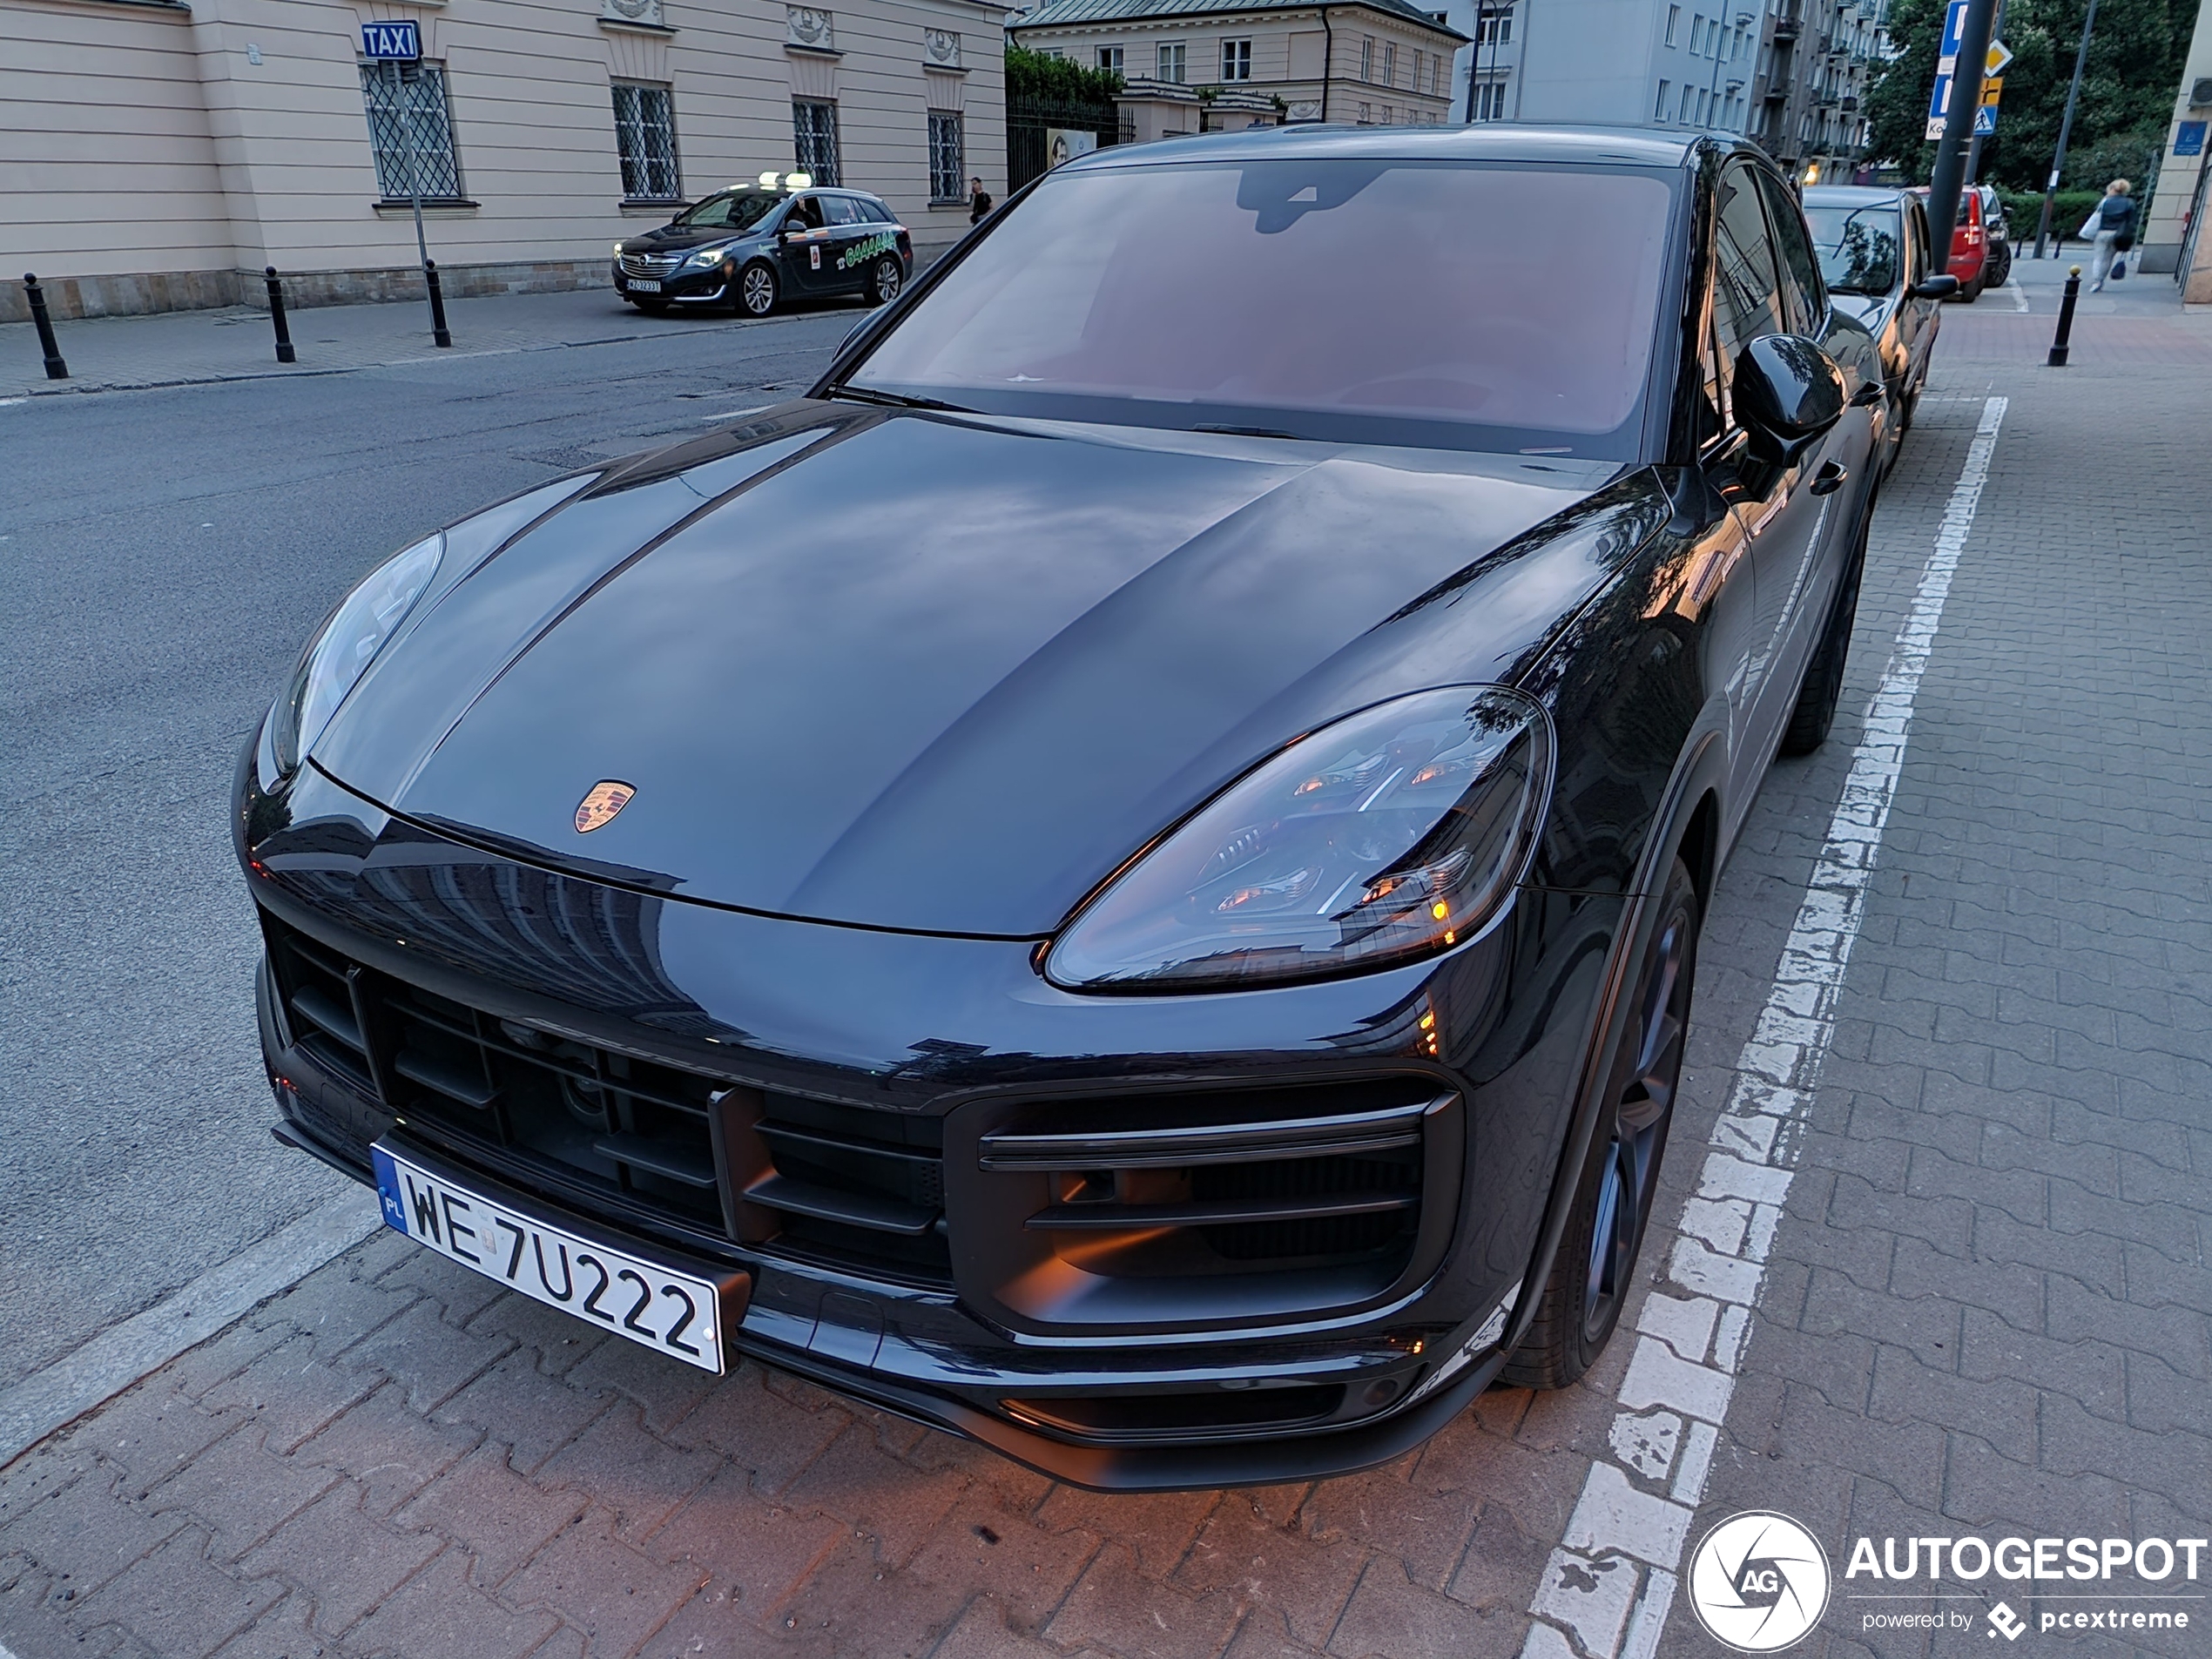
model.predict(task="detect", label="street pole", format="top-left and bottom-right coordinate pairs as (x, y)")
top-left (2033, 0), bottom-right (2099, 258)
top-left (390, 57), bottom-right (448, 346)
top-left (1925, 0), bottom-right (2000, 273)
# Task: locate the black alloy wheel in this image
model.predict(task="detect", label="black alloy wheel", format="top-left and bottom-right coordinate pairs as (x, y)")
top-left (1504, 855), bottom-right (1701, 1390)
top-left (1778, 493), bottom-right (1871, 756)
top-left (738, 262), bottom-right (778, 318)
top-left (867, 257), bottom-right (903, 305)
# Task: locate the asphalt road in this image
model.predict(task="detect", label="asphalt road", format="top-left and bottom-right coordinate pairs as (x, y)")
top-left (0, 304), bottom-right (853, 1390)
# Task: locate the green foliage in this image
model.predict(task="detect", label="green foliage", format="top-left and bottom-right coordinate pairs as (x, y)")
top-left (1005, 45), bottom-right (1123, 105)
top-left (1864, 0), bottom-right (2188, 198)
top-left (1996, 185), bottom-right (2106, 236)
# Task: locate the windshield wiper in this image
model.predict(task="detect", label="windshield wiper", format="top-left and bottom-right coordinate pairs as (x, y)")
top-left (827, 385), bottom-right (974, 414)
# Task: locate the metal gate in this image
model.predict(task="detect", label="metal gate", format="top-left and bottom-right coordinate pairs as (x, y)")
top-left (1007, 96), bottom-right (1124, 194)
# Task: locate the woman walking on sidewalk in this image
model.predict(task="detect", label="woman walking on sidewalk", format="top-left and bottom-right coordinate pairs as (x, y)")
top-left (2080, 180), bottom-right (2138, 290)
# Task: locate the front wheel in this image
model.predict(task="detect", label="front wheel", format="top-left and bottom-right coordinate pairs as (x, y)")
top-left (1503, 857), bottom-right (1700, 1390)
top-left (1778, 496), bottom-right (1871, 756)
top-left (738, 262), bottom-right (778, 318)
top-left (867, 256), bottom-right (904, 306)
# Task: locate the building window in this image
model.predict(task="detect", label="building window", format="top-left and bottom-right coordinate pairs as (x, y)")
top-left (1221, 37), bottom-right (1251, 79)
top-left (1359, 36), bottom-right (1374, 79)
top-left (1097, 44), bottom-right (1123, 72)
top-left (1680, 83), bottom-right (1694, 120)
top-left (1475, 5), bottom-right (1512, 45)
top-left (1157, 40), bottom-right (1185, 80)
top-left (1655, 78), bottom-right (1670, 120)
top-left (1472, 77), bottom-right (1507, 119)
top-left (1665, 4), bottom-right (1680, 45)
top-left (359, 63), bottom-right (463, 200)
top-left (927, 110), bottom-right (962, 202)
top-left (1696, 87), bottom-right (1710, 123)
top-left (1382, 42), bottom-right (1397, 85)
top-left (792, 98), bottom-right (840, 185)
top-left (610, 82), bottom-right (678, 201)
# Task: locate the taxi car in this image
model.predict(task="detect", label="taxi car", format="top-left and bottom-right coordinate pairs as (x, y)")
top-left (239, 126), bottom-right (1882, 1490)
top-left (613, 172), bottom-right (912, 316)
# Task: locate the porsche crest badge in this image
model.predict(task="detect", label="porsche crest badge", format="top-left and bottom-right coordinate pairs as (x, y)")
top-left (574, 781), bottom-right (635, 833)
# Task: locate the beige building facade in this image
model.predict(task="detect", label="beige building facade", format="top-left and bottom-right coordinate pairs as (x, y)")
top-left (2, 0), bottom-right (1006, 320)
top-left (1010, 0), bottom-right (1462, 129)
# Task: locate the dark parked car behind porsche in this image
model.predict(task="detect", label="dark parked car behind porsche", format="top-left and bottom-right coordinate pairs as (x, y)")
top-left (239, 125), bottom-right (1882, 1490)
top-left (1803, 185), bottom-right (1957, 474)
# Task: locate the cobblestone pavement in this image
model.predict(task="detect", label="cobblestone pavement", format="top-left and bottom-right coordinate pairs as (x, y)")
top-left (2, 298), bottom-right (2206, 1659)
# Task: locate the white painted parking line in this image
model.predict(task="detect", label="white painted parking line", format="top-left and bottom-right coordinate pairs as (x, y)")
top-left (2010, 279), bottom-right (2030, 312)
top-left (0, 1188), bottom-right (380, 1466)
top-left (1519, 395), bottom-right (2011, 1659)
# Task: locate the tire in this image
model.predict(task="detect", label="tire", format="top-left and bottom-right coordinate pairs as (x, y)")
top-left (867, 256), bottom-right (904, 306)
top-left (1503, 856), bottom-right (1700, 1391)
top-left (738, 261), bottom-right (778, 318)
top-left (1778, 497), bottom-right (1871, 757)
top-left (1957, 277), bottom-right (1982, 303)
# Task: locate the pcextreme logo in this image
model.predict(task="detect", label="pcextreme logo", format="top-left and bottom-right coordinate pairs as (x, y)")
top-left (1688, 1512), bottom-right (1832, 1653)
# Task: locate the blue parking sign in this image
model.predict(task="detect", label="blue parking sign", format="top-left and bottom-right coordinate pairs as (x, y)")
top-left (360, 19), bottom-right (420, 59)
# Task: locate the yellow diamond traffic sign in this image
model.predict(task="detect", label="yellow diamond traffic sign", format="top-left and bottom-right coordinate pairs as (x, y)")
top-left (1986, 38), bottom-right (2013, 76)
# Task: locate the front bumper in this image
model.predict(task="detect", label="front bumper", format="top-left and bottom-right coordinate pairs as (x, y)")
top-left (240, 754), bottom-right (1621, 1488)
top-left (612, 259), bottom-right (732, 303)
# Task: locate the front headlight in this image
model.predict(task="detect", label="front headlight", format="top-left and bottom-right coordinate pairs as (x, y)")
top-left (268, 534), bottom-right (442, 775)
top-left (685, 243), bottom-right (734, 268)
top-left (1047, 686), bottom-right (1553, 993)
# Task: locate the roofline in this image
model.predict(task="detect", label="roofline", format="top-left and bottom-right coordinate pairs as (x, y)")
top-left (1010, 0), bottom-right (1469, 44)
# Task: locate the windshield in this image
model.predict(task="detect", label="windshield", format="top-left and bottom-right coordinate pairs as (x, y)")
top-left (845, 158), bottom-right (1679, 457)
top-left (1804, 204), bottom-right (1901, 294)
top-left (675, 191), bottom-right (784, 233)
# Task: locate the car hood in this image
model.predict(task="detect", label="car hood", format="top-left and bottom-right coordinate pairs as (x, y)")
top-left (1828, 291), bottom-right (1893, 331)
top-left (620, 222), bottom-right (772, 255)
top-left (310, 404), bottom-right (1651, 935)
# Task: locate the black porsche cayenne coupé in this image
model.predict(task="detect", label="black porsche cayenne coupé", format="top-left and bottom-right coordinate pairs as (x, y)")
top-left (237, 125), bottom-right (1883, 1489)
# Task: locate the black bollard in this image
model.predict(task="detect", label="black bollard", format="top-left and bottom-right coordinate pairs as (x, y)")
top-left (263, 266), bottom-right (296, 364)
top-left (2047, 265), bottom-right (2083, 368)
top-left (23, 274), bottom-right (67, 380)
top-left (423, 260), bottom-right (452, 348)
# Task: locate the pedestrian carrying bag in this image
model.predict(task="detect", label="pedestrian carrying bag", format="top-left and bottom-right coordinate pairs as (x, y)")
top-left (2112, 257), bottom-right (2128, 280)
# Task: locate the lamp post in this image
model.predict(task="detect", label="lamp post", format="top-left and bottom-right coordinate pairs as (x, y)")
top-left (2033, 0), bottom-right (2099, 258)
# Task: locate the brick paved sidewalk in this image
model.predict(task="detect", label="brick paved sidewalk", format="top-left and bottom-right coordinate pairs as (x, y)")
top-left (2, 302), bottom-right (2205, 1659)
top-left (0, 286), bottom-right (866, 401)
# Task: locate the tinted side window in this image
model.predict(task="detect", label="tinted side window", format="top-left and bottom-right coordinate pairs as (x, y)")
top-left (1711, 165), bottom-right (1786, 417)
top-left (823, 194), bottom-right (863, 226)
top-left (1909, 199), bottom-right (1932, 284)
top-left (1757, 172), bottom-right (1827, 334)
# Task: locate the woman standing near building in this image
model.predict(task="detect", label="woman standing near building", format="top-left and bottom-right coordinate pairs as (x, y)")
top-left (2080, 180), bottom-right (2138, 290)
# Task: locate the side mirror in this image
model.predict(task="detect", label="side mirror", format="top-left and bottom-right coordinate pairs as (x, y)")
top-left (1732, 334), bottom-right (1846, 466)
top-left (1911, 274), bottom-right (1960, 299)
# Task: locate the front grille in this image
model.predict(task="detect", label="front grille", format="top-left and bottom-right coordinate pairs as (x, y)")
top-left (619, 252), bottom-right (685, 278)
top-left (263, 917), bottom-right (950, 1285)
top-left (949, 1078), bottom-right (1460, 1332)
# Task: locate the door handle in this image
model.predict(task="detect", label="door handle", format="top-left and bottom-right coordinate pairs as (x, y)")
top-left (1850, 381), bottom-right (1885, 407)
top-left (1811, 461), bottom-right (1848, 496)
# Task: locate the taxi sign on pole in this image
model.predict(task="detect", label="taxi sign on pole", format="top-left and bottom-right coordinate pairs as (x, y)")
top-left (360, 19), bottom-right (420, 59)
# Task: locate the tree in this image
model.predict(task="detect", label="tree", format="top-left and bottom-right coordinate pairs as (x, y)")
top-left (1862, 0), bottom-right (2186, 192)
top-left (1005, 45), bottom-right (1123, 105)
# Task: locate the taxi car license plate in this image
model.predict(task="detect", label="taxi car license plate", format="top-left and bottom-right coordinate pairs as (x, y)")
top-left (630, 279), bottom-right (662, 292)
top-left (372, 1143), bottom-right (731, 1372)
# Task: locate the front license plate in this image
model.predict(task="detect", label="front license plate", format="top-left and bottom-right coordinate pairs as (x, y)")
top-left (372, 1143), bottom-right (731, 1372)
top-left (630, 279), bottom-right (662, 293)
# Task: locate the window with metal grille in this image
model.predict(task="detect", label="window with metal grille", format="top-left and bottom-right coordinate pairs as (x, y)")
top-left (611, 83), bottom-right (679, 201)
top-left (792, 99), bottom-right (840, 186)
top-left (359, 63), bottom-right (463, 201)
top-left (927, 111), bottom-right (963, 203)
top-left (1220, 37), bottom-right (1251, 80)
